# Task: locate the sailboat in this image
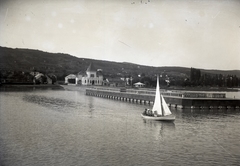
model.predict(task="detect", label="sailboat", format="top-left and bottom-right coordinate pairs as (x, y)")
top-left (141, 75), bottom-right (175, 121)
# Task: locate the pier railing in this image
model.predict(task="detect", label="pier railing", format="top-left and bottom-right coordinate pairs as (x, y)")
top-left (89, 87), bottom-right (226, 99)
top-left (86, 87), bottom-right (238, 109)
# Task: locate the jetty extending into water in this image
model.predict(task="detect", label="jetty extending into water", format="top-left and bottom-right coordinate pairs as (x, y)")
top-left (85, 87), bottom-right (240, 109)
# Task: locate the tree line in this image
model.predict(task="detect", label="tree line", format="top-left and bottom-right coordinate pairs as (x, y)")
top-left (0, 70), bottom-right (57, 85)
top-left (1, 68), bottom-right (239, 88)
top-left (128, 68), bottom-right (240, 88)
top-left (184, 68), bottom-right (239, 87)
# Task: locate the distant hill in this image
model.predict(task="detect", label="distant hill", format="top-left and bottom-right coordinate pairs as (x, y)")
top-left (0, 46), bottom-right (240, 80)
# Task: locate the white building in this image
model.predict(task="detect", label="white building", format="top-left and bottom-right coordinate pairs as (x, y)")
top-left (65, 74), bottom-right (77, 84)
top-left (65, 63), bottom-right (103, 86)
top-left (134, 82), bottom-right (145, 88)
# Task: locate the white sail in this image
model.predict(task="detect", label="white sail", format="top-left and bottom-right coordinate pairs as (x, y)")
top-left (142, 75), bottom-right (175, 121)
top-left (152, 76), bottom-right (162, 115)
top-left (161, 96), bottom-right (172, 116)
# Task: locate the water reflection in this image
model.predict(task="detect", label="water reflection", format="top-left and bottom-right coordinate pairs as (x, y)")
top-left (142, 120), bottom-right (175, 141)
top-left (87, 96), bottom-right (94, 118)
top-left (172, 107), bottom-right (239, 120)
top-left (0, 86), bottom-right (63, 92)
top-left (1, 90), bottom-right (240, 166)
top-left (23, 94), bottom-right (83, 113)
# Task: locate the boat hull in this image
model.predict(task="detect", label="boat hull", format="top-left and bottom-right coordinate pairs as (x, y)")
top-left (141, 114), bottom-right (175, 121)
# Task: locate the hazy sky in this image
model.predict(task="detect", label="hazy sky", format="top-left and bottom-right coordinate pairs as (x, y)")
top-left (0, 0), bottom-right (240, 70)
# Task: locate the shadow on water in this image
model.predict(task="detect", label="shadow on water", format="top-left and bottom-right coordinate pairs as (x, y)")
top-left (22, 94), bottom-right (83, 113)
top-left (175, 108), bottom-right (240, 121)
top-left (182, 108), bottom-right (238, 113)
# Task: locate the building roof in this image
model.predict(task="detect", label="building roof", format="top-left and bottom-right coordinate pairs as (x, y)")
top-left (77, 71), bottom-right (84, 75)
top-left (35, 73), bottom-right (44, 79)
top-left (65, 74), bottom-right (76, 79)
top-left (96, 70), bottom-right (103, 76)
top-left (134, 82), bottom-right (145, 85)
top-left (86, 63), bottom-right (97, 72)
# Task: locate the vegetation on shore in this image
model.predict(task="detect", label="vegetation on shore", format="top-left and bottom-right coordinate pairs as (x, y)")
top-left (0, 46), bottom-right (239, 89)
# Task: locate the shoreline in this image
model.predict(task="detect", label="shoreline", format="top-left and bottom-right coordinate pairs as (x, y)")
top-left (0, 84), bottom-right (64, 91)
top-left (0, 84), bottom-right (62, 88)
top-left (1, 83), bottom-right (239, 92)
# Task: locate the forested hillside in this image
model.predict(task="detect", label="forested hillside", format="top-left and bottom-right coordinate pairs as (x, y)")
top-left (0, 46), bottom-right (191, 79)
top-left (0, 46), bottom-right (239, 87)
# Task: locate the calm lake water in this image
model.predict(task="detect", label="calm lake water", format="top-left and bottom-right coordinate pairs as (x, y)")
top-left (0, 88), bottom-right (240, 166)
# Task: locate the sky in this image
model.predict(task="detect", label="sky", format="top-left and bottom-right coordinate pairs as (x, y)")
top-left (0, 0), bottom-right (240, 70)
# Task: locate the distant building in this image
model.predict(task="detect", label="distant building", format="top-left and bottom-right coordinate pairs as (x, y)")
top-left (65, 74), bottom-right (77, 84)
top-left (134, 82), bottom-right (145, 88)
top-left (65, 63), bottom-right (103, 85)
top-left (107, 78), bottom-right (126, 87)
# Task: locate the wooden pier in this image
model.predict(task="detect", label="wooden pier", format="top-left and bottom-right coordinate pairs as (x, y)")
top-left (85, 87), bottom-right (240, 109)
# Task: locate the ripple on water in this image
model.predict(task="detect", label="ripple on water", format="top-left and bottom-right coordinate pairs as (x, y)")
top-left (22, 94), bottom-right (84, 113)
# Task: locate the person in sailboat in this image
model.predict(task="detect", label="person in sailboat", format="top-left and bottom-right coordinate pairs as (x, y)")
top-left (143, 109), bottom-right (147, 115)
top-left (147, 109), bottom-right (150, 116)
top-left (150, 110), bottom-right (154, 116)
top-left (143, 109), bottom-right (152, 116)
top-left (153, 110), bottom-right (158, 117)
